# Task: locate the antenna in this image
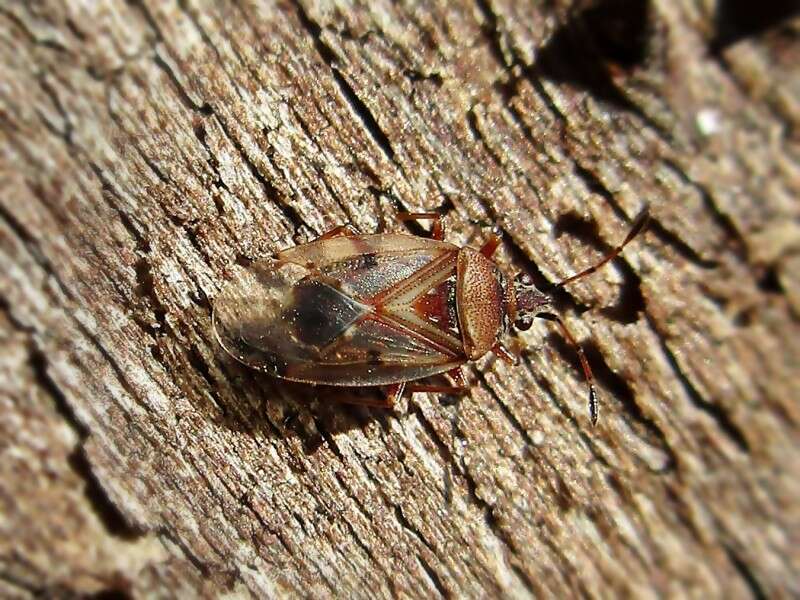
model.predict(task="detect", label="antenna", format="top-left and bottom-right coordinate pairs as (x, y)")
top-left (548, 205), bottom-right (650, 291)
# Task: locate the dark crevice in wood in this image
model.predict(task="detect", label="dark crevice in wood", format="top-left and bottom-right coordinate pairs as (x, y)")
top-left (186, 343), bottom-right (228, 419)
top-left (466, 105), bottom-right (504, 168)
top-left (159, 527), bottom-right (211, 577)
top-left (411, 405), bottom-right (521, 563)
top-left (175, 0), bottom-right (221, 62)
top-left (64, 17), bottom-right (87, 42)
top-left (473, 0), bottom-right (512, 68)
top-left (579, 0), bottom-right (651, 70)
top-left (93, 162), bottom-right (214, 326)
top-left (133, 256), bottom-right (169, 340)
top-left (137, 0), bottom-right (215, 117)
top-left (646, 219), bottom-right (720, 270)
top-left (528, 64), bottom-right (672, 145)
top-left (0, 6), bottom-right (69, 53)
top-left (711, 0), bottom-right (800, 53)
top-left (3, 181), bottom-right (163, 451)
top-left (724, 545), bottom-right (768, 600)
top-left (525, 71), bottom-right (568, 122)
top-left (756, 265), bottom-right (784, 295)
top-left (29, 345), bottom-right (145, 540)
top-left (37, 75), bottom-right (74, 146)
top-left (172, 6), bottom-right (306, 238)
top-left (415, 552), bottom-right (450, 599)
top-left (292, 0), bottom-right (338, 64)
top-left (664, 483), bottom-right (706, 546)
top-left (0, 188), bottom-right (76, 305)
top-left (330, 68), bottom-right (396, 162)
top-left (238, 492), bottom-right (296, 566)
top-left (337, 509), bottom-right (379, 570)
top-left (28, 345), bottom-right (88, 440)
top-left (0, 570), bottom-right (41, 595)
top-left (331, 471), bottom-right (388, 550)
top-left (211, 112), bottom-right (309, 233)
top-left (661, 159), bottom-right (748, 261)
top-left (67, 449), bottom-right (142, 542)
top-left (646, 316), bottom-right (751, 454)
top-left (476, 366), bottom-right (609, 470)
top-left (509, 562), bottom-right (543, 597)
top-left (403, 69), bottom-right (444, 86)
top-left (89, 162), bottom-right (151, 252)
top-left (0, 295), bottom-right (33, 333)
top-left (287, 104), bottom-right (358, 226)
top-left (293, 0), bottom-right (396, 163)
top-left (88, 589), bottom-right (132, 600)
top-left (474, 372), bottom-right (535, 449)
top-left (536, 0), bottom-right (651, 109)
top-left (0, 201), bottom-right (51, 276)
top-left (394, 505), bottom-right (435, 554)
top-left (530, 0), bottom-right (675, 145)
top-left (153, 53), bottom-right (214, 117)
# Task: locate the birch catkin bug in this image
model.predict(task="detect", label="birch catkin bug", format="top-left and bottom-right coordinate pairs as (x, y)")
top-left (213, 208), bottom-right (649, 425)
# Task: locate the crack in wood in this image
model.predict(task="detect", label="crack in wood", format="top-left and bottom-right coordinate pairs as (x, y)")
top-left (661, 158), bottom-right (749, 261)
top-left (645, 315), bottom-right (750, 454)
top-left (724, 545), bottom-right (768, 600)
top-left (293, 0), bottom-right (396, 163)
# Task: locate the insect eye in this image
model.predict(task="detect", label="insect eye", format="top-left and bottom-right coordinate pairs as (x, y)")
top-left (515, 317), bottom-right (533, 331)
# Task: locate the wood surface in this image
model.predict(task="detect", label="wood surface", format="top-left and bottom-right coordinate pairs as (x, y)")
top-left (1, 0), bottom-right (799, 597)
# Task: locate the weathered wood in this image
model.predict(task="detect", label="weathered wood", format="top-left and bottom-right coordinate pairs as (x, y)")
top-left (1, 0), bottom-right (798, 597)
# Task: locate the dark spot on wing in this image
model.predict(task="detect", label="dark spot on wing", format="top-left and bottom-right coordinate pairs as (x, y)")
top-left (288, 279), bottom-right (367, 348)
top-left (367, 349), bottom-right (383, 365)
top-left (361, 252), bottom-right (379, 268)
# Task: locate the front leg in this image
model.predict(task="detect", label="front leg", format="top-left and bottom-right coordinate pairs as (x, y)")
top-left (396, 212), bottom-right (445, 241)
top-left (313, 224), bottom-right (359, 242)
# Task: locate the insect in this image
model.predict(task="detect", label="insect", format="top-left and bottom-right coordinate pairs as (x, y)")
top-left (213, 208), bottom-right (649, 425)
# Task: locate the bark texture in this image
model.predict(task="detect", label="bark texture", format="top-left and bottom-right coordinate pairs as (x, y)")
top-left (1, 0), bottom-right (799, 598)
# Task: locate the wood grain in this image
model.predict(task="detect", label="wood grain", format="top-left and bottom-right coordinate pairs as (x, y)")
top-left (1, 0), bottom-right (798, 597)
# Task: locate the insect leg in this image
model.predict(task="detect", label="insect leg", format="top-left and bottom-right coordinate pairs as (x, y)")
top-left (492, 341), bottom-right (519, 365)
top-left (407, 383), bottom-right (469, 395)
top-left (535, 312), bottom-right (598, 426)
top-left (386, 382), bottom-right (406, 406)
top-left (479, 234), bottom-right (502, 258)
top-left (314, 224), bottom-right (359, 242)
top-left (397, 212), bottom-right (445, 240)
top-left (446, 367), bottom-right (467, 387)
top-left (322, 387), bottom-right (397, 408)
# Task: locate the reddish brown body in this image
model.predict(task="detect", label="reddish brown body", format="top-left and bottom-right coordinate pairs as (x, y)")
top-left (213, 210), bottom-right (649, 424)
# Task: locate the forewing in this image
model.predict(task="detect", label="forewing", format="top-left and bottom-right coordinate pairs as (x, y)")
top-left (213, 258), bottom-right (370, 377)
top-left (286, 317), bottom-right (464, 386)
top-left (278, 233), bottom-right (457, 272)
top-left (214, 234), bottom-right (464, 385)
top-left (214, 250), bottom-right (462, 385)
